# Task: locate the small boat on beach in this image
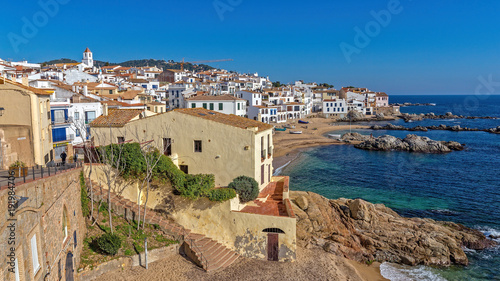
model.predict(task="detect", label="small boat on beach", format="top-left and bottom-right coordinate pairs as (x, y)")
top-left (275, 127), bottom-right (287, 131)
top-left (298, 120), bottom-right (309, 124)
top-left (328, 134), bottom-right (342, 139)
top-left (289, 131), bottom-right (302, 134)
top-left (284, 125), bottom-right (296, 129)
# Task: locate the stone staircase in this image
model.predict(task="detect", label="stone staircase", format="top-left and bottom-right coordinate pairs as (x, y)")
top-left (87, 180), bottom-right (239, 272)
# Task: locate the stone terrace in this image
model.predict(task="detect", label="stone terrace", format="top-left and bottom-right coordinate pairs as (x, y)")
top-left (238, 176), bottom-right (295, 218)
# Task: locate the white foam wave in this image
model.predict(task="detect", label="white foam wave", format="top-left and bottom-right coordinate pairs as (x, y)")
top-left (477, 226), bottom-right (500, 242)
top-left (380, 263), bottom-right (447, 281)
top-left (273, 160), bottom-right (291, 176)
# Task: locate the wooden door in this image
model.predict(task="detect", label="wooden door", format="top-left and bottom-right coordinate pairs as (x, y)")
top-left (65, 252), bottom-right (74, 281)
top-left (267, 233), bottom-right (279, 261)
top-left (163, 138), bottom-right (172, 156)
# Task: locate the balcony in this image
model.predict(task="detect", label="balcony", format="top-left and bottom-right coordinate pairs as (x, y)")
top-left (52, 117), bottom-right (73, 125)
top-left (261, 149), bottom-right (267, 162)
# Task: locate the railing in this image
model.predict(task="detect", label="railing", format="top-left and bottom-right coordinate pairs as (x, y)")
top-left (261, 149), bottom-right (267, 160)
top-left (0, 161), bottom-right (83, 189)
top-left (52, 117), bottom-right (73, 125)
top-left (181, 228), bottom-right (209, 270)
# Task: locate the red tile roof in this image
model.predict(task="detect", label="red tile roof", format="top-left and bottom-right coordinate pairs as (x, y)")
top-left (90, 109), bottom-right (143, 127)
top-left (174, 108), bottom-right (273, 133)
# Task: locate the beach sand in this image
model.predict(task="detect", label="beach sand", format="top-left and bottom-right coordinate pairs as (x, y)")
top-left (95, 246), bottom-right (387, 281)
top-left (273, 117), bottom-right (369, 169)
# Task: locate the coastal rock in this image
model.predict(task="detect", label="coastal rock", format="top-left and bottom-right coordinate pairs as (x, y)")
top-left (487, 126), bottom-right (500, 134)
top-left (340, 132), bottom-right (372, 142)
top-left (290, 191), bottom-right (497, 267)
top-left (354, 134), bottom-right (464, 153)
top-left (295, 196), bottom-right (309, 210)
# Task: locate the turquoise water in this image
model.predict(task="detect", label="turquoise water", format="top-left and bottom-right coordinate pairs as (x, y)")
top-left (280, 95), bottom-right (500, 281)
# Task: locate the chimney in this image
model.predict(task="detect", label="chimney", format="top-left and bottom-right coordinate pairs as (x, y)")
top-left (22, 75), bottom-right (28, 86)
top-left (83, 85), bottom-right (88, 96)
top-left (72, 85), bottom-right (76, 92)
top-left (102, 103), bottom-right (108, 116)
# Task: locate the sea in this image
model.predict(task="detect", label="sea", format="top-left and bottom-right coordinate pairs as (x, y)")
top-left (279, 95), bottom-right (500, 281)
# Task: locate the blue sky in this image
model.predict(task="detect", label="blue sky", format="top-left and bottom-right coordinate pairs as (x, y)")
top-left (1, 0), bottom-right (500, 94)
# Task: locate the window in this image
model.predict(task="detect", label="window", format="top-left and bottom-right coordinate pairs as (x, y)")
top-left (75, 129), bottom-right (80, 137)
top-left (209, 103), bottom-right (214, 110)
top-left (194, 140), bottom-right (202, 152)
top-left (62, 207), bottom-right (69, 241)
top-left (219, 103), bottom-right (223, 110)
top-left (30, 234), bottom-right (40, 275)
top-left (15, 258), bottom-right (20, 281)
top-left (180, 165), bottom-right (188, 174)
top-left (202, 103), bottom-right (207, 109)
top-left (191, 103), bottom-right (196, 108)
top-left (238, 103), bottom-right (241, 110)
top-left (117, 137), bottom-right (125, 143)
top-left (74, 112), bottom-right (80, 120)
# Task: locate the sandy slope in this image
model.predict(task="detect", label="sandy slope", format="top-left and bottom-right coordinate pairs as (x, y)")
top-left (95, 246), bottom-right (386, 281)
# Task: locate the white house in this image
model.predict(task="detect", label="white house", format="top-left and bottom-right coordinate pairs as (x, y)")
top-left (376, 92), bottom-right (389, 107)
top-left (323, 98), bottom-right (347, 118)
top-left (186, 94), bottom-right (247, 117)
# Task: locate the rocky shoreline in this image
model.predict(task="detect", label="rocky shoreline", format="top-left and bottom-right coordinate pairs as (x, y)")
top-left (341, 133), bottom-right (464, 153)
top-left (371, 123), bottom-right (500, 134)
top-left (290, 191), bottom-right (497, 267)
top-left (400, 112), bottom-right (498, 122)
top-left (391, 102), bottom-right (436, 107)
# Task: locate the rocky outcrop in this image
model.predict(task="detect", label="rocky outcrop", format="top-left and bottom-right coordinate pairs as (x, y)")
top-left (487, 126), bottom-right (500, 134)
top-left (290, 191), bottom-right (497, 267)
top-left (371, 124), bottom-right (483, 132)
top-left (400, 112), bottom-right (498, 123)
top-left (352, 134), bottom-right (464, 153)
top-left (340, 132), bottom-right (372, 142)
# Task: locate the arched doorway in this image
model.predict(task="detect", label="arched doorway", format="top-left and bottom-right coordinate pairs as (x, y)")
top-left (263, 228), bottom-right (285, 261)
top-left (65, 252), bottom-right (74, 281)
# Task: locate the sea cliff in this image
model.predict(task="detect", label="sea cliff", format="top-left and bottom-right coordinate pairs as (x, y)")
top-left (290, 191), bottom-right (497, 267)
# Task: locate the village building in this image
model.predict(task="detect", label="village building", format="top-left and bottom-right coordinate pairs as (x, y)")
top-left (0, 78), bottom-right (53, 169)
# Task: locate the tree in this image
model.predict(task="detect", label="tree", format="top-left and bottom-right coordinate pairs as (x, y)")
top-left (129, 123), bottom-right (171, 230)
top-left (319, 83), bottom-right (334, 89)
top-left (272, 81), bottom-right (284, 88)
top-left (93, 125), bottom-right (128, 234)
top-left (229, 176), bottom-right (259, 203)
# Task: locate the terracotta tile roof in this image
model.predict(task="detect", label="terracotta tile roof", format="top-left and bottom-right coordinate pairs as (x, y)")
top-left (2, 78), bottom-right (51, 96)
top-left (147, 101), bottom-right (165, 105)
top-left (84, 47), bottom-right (91, 53)
top-left (187, 94), bottom-right (245, 101)
top-left (174, 108), bottom-right (273, 133)
top-left (90, 109), bottom-right (143, 127)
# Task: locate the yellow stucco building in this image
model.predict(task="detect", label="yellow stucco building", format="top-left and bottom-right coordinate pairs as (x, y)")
top-left (0, 78), bottom-right (53, 169)
top-left (90, 107), bottom-right (274, 189)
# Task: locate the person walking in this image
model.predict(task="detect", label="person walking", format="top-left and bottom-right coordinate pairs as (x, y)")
top-left (60, 150), bottom-right (67, 165)
top-left (74, 152), bottom-right (78, 163)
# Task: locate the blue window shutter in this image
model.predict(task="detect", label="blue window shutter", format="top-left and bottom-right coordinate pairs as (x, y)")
top-left (52, 128), bottom-right (66, 142)
top-left (64, 109), bottom-right (68, 121)
top-left (51, 110), bottom-right (55, 122)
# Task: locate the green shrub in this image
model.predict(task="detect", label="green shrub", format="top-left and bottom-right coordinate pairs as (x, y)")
top-left (229, 176), bottom-right (259, 203)
top-left (79, 172), bottom-right (90, 217)
top-left (154, 154), bottom-right (186, 188)
top-left (177, 174), bottom-right (214, 199)
top-left (96, 233), bottom-right (122, 255)
top-left (208, 188), bottom-right (237, 202)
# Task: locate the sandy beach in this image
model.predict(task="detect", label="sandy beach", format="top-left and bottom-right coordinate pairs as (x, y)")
top-left (95, 246), bottom-right (387, 281)
top-left (272, 117), bottom-right (369, 169)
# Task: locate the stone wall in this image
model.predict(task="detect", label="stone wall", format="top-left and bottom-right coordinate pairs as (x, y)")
top-left (0, 168), bottom-right (85, 281)
top-left (172, 200), bottom-right (296, 262)
top-left (76, 244), bottom-right (179, 281)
